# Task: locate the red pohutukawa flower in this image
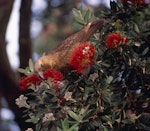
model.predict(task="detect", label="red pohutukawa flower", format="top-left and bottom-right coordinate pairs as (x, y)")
top-left (70, 42), bottom-right (96, 73)
top-left (43, 69), bottom-right (64, 90)
top-left (19, 74), bottom-right (42, 91)
top-left (60, 98), bottom-right (66, 103)
top-left (105, 32), bottom-right (129, 49)
top-left (43, 69), bottom-right (64, 81)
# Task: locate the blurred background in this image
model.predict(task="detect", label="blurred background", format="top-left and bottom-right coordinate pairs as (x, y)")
top-left (0, 0), bottom-right (110, 130)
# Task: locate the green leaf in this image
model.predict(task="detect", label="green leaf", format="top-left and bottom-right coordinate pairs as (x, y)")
top-left (62, 119), bottom-right (69, 130)
top-left (68, 111), bottom-right (78, 121)
top-left (101, 62), bottom-right (111, 68)
top-left (59, 119), bottom-right (79, 131)
top-left (17, 68), bottom-right (28, 74)
top-left (26, 113), bottom-right (40, 124)
top-left (105, 76), bottom-right (113, 84)
top-left (72, 8), bottom-right (85, 24)
top-left (57, 127), bottom-right (62, 131)
top-left (133, 42), bottom-right (141, 47)
top-left (141, 47), bottom-right (149, 56)
top-left (25, 117), bottom-right (39, 124)
top-left (146, 63), bottom-right (150, 74)
top-left (79, 106), bottom-right (92, 121)
top-left (72, 8), bottom-right (82, 18)
top-left (101, 89), bottom-right (112, 103)
top-left (35, 123), bottom-right (42, 131)
top-left (74, 17), bottom-right (85, 25)
top-left (133, 23), bottom-right (140, 33)
top-left (84, 9), bottom-right (90, 23)
top-left (122, 110), bottom-right (126, 119)
top-left (80, 107), bottom-right (87, 115)
top-left (101, 115), bottom-right (112, 122)
top-left (103, 127), bottom-right (109, 131)
top-left (29, 59), bottom-right (34, 72)
top-left (69, 123), bottom-right (79, 131)
top-left (138, 123), bottom-right (150, 130)
top-left (121, 119), bottom-right (132, 124)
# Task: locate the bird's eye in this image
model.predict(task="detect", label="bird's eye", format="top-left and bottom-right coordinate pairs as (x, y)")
top-left (40, 64), bottom-right (51, 70)
top-left (41, 64), bottom-right (44, 67)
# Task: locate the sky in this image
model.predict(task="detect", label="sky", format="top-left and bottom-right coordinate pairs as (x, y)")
top-left (6, 0), bottom-right (21, 70)
top-left (86, 0), bottom-right (110, 7)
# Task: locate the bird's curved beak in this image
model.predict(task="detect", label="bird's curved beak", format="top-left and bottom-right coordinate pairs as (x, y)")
top-left (84, 19), bottom-right (105, 40)
top-left (89, 19), bottom-right (105, 32)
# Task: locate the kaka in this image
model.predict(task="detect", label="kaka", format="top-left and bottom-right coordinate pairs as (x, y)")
top-left (35, 19), bottom-right (105, 74)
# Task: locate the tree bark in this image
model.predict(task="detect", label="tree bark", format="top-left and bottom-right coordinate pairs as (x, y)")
top-left (19, 0), bottom-right (32, 69)
top-left (18, 0), bottom-right (35, 130)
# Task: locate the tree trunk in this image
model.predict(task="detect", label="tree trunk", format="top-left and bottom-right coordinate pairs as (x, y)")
top-left (19, 0), bottom-right (32, 69)
top-left (18, 0), bottom-right (34, 130)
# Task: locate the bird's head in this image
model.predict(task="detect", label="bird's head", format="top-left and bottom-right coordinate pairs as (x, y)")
top-left (35, 55), bottom-right (54, 72)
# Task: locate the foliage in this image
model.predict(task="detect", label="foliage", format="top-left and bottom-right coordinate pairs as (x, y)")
top-left (17, 1), bottom-right (150, 131)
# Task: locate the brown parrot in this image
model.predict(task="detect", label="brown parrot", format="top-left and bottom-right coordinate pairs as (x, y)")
top-left (35, 19), bottom-right (105, 74)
